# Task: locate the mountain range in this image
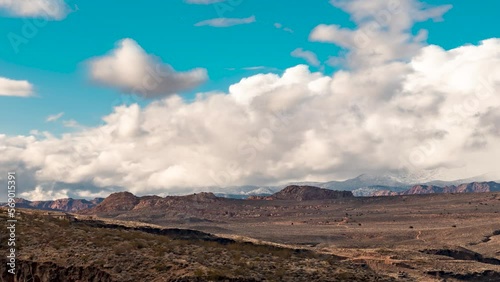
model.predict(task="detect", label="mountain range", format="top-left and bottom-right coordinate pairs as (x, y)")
top-left (373, 182), bottom-right (500, 196)
top-left (4, 172), bottom-right (500, 213)
top-left (213, 172), bottom-right (500, 197)
top-left (12, 197), bottom-right (104, 212)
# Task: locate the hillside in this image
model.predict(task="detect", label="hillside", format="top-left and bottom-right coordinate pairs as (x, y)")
top-left (0, 208), bottom-right (393, 282)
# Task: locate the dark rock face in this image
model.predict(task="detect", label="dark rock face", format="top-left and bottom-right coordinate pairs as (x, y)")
top-left (421, 248), bottom-right (500, 265)
top-left (1, 260), bottom-right (113, 282)
top-left (251, 185), bottom-right (353, 201)
top-left (73, 219), bottom-right (236, 245)
top-left (426, 270), bottom-right (500, 282)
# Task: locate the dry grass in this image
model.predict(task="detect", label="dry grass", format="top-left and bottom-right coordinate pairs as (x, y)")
top-left (0, 208), bottom-right (392, 282)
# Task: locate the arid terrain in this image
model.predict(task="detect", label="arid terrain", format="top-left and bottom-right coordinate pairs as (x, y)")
top-left (2, 186), bottom-right (500, 281)
top-left (1, 207), bottom-right (392, 282)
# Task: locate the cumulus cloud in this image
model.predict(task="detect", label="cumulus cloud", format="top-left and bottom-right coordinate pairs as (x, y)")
top-left (46, 112), bottom-right (64, 122)
top-left (291, 48), bottom-right (321, 67)
top-left (1, 0), bottom-right (500, 201)
top-left (1, 38), bottom-right (500, 200)
top-left (195, 16), bottom-right (255, 27)
top-left (88, 38), bottom-right (208, 98)
top-left (0, 77), bottom-right (34, 97)
top-left (310, 0), bottom-right (452, 67)
top-left (20, 186), bottom-right (69, 201)
top-left (0, 0), bottom-right (71, 20)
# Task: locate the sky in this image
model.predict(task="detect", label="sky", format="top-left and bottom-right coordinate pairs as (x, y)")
top-left (0, 0), bottom-right (499, 200)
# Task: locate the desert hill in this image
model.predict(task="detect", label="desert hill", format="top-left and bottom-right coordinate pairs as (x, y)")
top-left (6, 181), bottom-right (500, 214)
top-left (373, 181), bottom-right (500, 196)
top-left (0, 208), bottom-right (393, 282)
top-left (249, 185), bottom-right (353, 201)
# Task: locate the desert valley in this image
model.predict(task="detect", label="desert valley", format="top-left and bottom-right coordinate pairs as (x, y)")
top-left (2, 181), bottom-right (500, 281)
top-left (1, 0), bottom-right (499, 281)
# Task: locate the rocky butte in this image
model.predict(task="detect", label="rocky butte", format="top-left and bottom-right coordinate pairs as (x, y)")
top-left (248, 185), bottom-right (353, 201)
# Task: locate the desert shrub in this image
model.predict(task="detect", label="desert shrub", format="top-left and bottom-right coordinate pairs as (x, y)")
top-left (206, 269), bottom-right (227, 280)
top-left (194, 268), bottom-right (204, 277)
top-left (154, 263), bottom-right (172, 272)
top-left (113, 243), bottom-right (130, 255)
top-left (131, 240), bottom-right (147, 249)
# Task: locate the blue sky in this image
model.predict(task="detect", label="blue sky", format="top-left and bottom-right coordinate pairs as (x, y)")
top-left (0, 0), bottom-right (500, 199)
top-left (0, 0), bottom-right (498, 136)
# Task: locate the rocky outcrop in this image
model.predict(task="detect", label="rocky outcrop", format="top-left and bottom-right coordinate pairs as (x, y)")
top-left (426, 270), bottom-right (500, 282)
top-left (1, 260), bottom-right (113, 282)
top-left (421, 248), bottom-right (500, 265)
top-left (250, 185), bottom-right (353, 201)
top-left (90, 192), bottom-right (139, 213)
top-left (372, 182), bottom-right (500, 196)
top-left (82, 191), bottom-right (222, 215)
top-left (175, 192), bottom-right (219, 203)
top-left (73, 219), bottom-right (235, 244)
top-left (11, 198), bottom-right (104, 212)
top-left (446, 182), bottom-right (500, 193)
top-left (400, 185), bottom-right (442, 195)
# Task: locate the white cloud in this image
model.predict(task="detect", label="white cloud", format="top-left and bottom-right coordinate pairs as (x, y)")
top-left (274, 22), bottom-right (294, 33)
top-left (195, 15), bottom-right (255, 27)
top-left (88, 38), bottom-right (208, 98)
top-left (1, 0), bottom-right (499, 200)
top-left (243, 66), bottom-right (267, 71)
top-left (0, 77), bottom-right (34, 97)
top-left (20, 185), bottom-right (69, 201)
top-left (310, 0), bottom-right (452, 67)
top-left (46, 112), bottom-right (64, 122)
top-left (2, 38), bottom-right (500, 199)
top-left (185, 0), bottom-right (225, 4)
top-left (291, 48), bottom-right (320, 67)
top-left (62, 119), bottom-right (81, 128)
top-left (0, 0), bottom-right (71, 20)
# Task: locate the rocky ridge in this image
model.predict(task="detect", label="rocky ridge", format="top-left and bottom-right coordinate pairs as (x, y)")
top-left (373, 181), bottom-right (500, 196)
top-left (12, 197), bottom-right (104, 212)
top-left (248, 185), bottom-right (353, 201)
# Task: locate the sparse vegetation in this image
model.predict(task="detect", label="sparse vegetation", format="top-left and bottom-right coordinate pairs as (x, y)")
top-left (0, 208), bottom-right (392, 282)
top-left (3, 191), bottom-right (500, 282)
